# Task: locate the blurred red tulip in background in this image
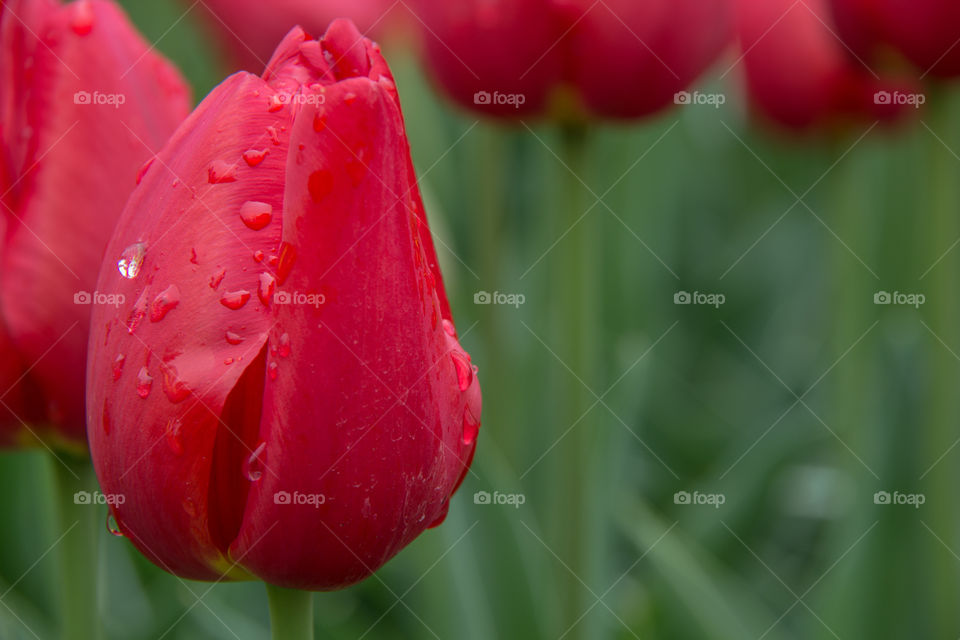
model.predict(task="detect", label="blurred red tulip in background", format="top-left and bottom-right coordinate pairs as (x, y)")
top-left (412, 0), bottom-right (732, 120)
top-left (830, 0), bottom-right (960, 78)
top-left (734, 0), bottom-right (915, 131)
top-left (0, 0), bottom-right (189, 448)
top-left (87, 19), bottom-right (481, 590)
top-left (192, 0), bottom-right (408, 73)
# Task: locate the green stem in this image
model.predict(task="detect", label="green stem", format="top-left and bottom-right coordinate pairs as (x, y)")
top-left (556, 124), bottom-right (599, 639)
top-left (52, 457), bottom-right (101, 640)
top-left (266, 583), bottom-right (314, 640)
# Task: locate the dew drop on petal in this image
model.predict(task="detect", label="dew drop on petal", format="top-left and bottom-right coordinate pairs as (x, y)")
top-left (118, 242), bottom-right (146, 279)
top-left (308, 170), bottom-right (333, 203)
top-left (182, 497), bottom-right (197, 517)
top-left (209, 268), bottom-right (226, 290)
top-left (253, 250), bottom-right (265, 262)
top-left (451, 351), bottom-right (473, 391)
top-left (70, 0), bottom-right (94, 35)
top-left (112, 354), bottom-right (125, 381)
top-left (267, 126), bottom-right (281, 145)
top-left (126, 290), bottom-right (148, 334)
top-left (239, 201), bottom-right (272, 230)
top-left (220, 290), bottom-right (250, 310)
top-left (135, 157), bottom-right (154, 185)
top-left (243, 441), bottom-right (266, 481)
top-left (225, 331), bottom-right (243, 345)
top-left (462, 406), bottom-right (480, 446)
top-left (427, 499), bottom-right (450, 529)
top-left (276, 242), bottom-right (297, 284)
top-left (207, 160), bottom-right (237, 183)
top-left (106, 511), bottom-right (123, 537)
top-left (150, 285), bottom-right (180, 322)
top-left (441, 319), bottom-right (456, 337)
top-left (165, 418), bottom-right (183, 455)
top-left (268, 361), bottom-right (279, 380)
top-left (161, 365), bottom-right (191, 403)
top-left (190, 248), bottom-right (199, 264)
top-left (258, 272), bottom-right (275, 306)
top-left (243, 148), bottom-right (268, 166)
top-left (278, 332), bottom-right (291, 357)
top-left (136, 367), bottom-right (153, 398)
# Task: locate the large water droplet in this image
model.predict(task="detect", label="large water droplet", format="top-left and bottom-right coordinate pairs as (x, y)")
top-left (150, 284), bottom-right (180, 322)
top-left (462, 406), bottom-right (480, 446)
top-left (118, 242), bottom-right (146, 279)
top-left (239, 201), bottom-right (273, 230)
top-left (258, 272), bottom-right (275, 307)
top-left (243, 442), bottom-right (266, 481)
top-left (208, 160), bottom-right (237, 183)
top-left (451, 351), bottom-right (473, 391)
top-left (243, 148), bottom-right (268, 167)
top-left (165, 418), bottom-right (183, 455)
top-left (308, 170), bottom-right (333, 203)
top-left (220, 290), bottom-right (250, 310)
top-left (70, 0), bottom-right (94, 35)
top-left (136, 367), bottom-right (153, 398)
top-left (112, 354), bottom-right (125, 381)
top-left (225, 331), bottom-right (244, 345)
top-left (106, 511), bottom-right (123, 537)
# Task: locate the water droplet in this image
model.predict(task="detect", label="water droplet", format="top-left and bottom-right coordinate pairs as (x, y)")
top-left (267, 126), bottom-right (281, 145)
top-left (161, 364), bottom-right (190, 403)
top-left (106, 511), bottom-right (123, 537)
top-left (346, 160), bottom-right (366, 186)
top-left (462, 406), bottom-right (480, 446)
top-left (220, 290), bottom-right (250, 310)
top-left (253, 250), bottom-right (265, 262)
top-left (428, 499), bottom-right (450, 528)
top-left (239, 201), bottom-right (272, 230)
top-left (344, 92), bottom-right (358, 105)
top-left (308, 170), bottom-right (333, 203)
top-left (165, 418), bottom-right (183, 454)
top-left (112, 354), bottom-right (125, 381)
top-left (442, 319), bottom-right (456, 337)
top-left (313, 112), bottom-right (327, 132)
top-left (225, 331), bottom-right (243, 345)
top-left (267, 94), bottom-right (285, 112)
top-left (277, 242), bottom-right (297, 284)
top-left (70, 0), bottom-right (94, 35)
top-left (243, 441), bottom-right (266, 481)
top-left (278, 333), bottom-right (291, 357)
top-left (136, 367), bottom-right (153, 398)
top-left (118, 242), bottom-right (146, 279)
top-left (268, 361), bottom-right (279, 380)
top-left (451, 351), bottom-right (473, 391)
top-left (182, 497), bottom-right (197, 517)
top-left (150, 284), bottom-right (180, 322)
top-left (208, 160), bottom-right (237, 184)
top-left (190, 248), bottom-right (199, 264)
top-left (243, 148), bottom-right (268, 166)
top-left (126, 290), bottom-right (148, 334)
top-left (267, 254), bottom-right (279, 268)
top-left (224, 357), bottom-right (234, 365)
top-left (209, 268), bottom-right (226, 290)
top-left (258, 272), bottom-right (275, 306)
top-left (136, 157), bottom-right (154, 185)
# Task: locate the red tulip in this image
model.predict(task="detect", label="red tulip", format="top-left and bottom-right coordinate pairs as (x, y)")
top-left (0, 0), bottom-right (189, 447)
top-left (192, 0), bottom-right (409, 73)
top-left (734, 0), bottom-right (914, 130)
top-left (87, 20), bottom-right (481, 590)
top-left (830, 0), bottom-right (960, 78)
top-left (412, 0), bottom-right (732, 120)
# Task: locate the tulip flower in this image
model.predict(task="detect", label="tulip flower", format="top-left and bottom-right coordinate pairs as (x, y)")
top-left (830, 0), bottom-right (960, 78)
top-left (734, 0), bottom-right (914, 130)
top-left (87, 19), bottom-right (481, 591)
top-left (192, 0), bottom-right (409, 73)
top-left (412, 0), bottom-right (732, 120)
top-left (0, 0), bottom-right (190, 448)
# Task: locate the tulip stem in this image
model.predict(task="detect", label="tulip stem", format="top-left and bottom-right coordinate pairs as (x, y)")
top-left (52, 456), bottom-right (101, 640)
top-left (266, 583), bottom-right (314, 640)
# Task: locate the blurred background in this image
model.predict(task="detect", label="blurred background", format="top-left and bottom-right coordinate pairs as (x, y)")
top-left (2, 1), bottom-right (960, 638)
